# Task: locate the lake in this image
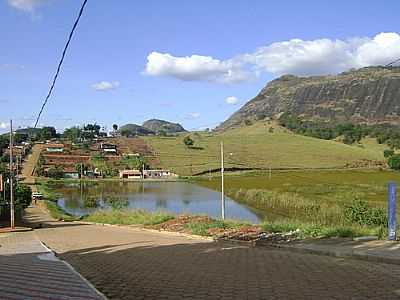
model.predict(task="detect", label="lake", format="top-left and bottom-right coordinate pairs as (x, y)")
top-left (54, 181), bottom-right (263, 224)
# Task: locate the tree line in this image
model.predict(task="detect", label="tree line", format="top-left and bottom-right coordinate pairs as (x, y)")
top-left (279, 112), bottom-right (400, 147)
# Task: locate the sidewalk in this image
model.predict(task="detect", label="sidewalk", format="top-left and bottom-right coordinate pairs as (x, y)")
top-left (0, 230), bottom-right (106, 300)
top-left (270, 237), bottom-right (400, 265)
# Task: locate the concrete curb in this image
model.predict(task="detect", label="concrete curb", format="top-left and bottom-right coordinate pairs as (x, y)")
top-left (268, 243), bottom-right (400, 266)
top-left (76, 220), bottom-right (215, 242)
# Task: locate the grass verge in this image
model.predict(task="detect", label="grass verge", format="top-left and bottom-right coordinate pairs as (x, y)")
top-left (184, 219), bottom-right (250, 236)
top-left (262, 220), bottom-right (387, 239)
top-left (83, 209), bottom-right (174, 226)
top-left (43, 200), bottom-right (79, 222)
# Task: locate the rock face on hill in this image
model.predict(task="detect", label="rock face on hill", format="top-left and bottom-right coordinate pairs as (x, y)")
top-left (119, 124), bottom-right (155, 136)
top-left (218, 67), bottom-right (400, 130)
top-left (142, 119), bottom-right (186, 134)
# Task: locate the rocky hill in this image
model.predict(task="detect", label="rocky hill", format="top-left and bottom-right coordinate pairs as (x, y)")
top-left (142, 119), bottom-right (186, 134)
top-left (119, 124), bottom-right (155, 136)
top-left (218, 67), bottom-right (400, 130)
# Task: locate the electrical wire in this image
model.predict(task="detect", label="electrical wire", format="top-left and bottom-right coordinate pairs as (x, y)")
top-left (34, 0), bottom-right (89, 128)
top-left (385, 58), bottom-right (400, 67)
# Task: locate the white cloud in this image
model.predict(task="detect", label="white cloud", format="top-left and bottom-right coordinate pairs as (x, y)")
top-left (145, 32), bottom-right (400, 82)
top-left (225, 96), bottom-right (239, 105)
top-left (188, 112), bottom-right (201, 119)
top-left (0, 64), bottom-right (25, 71)
top-left (92, 81), bottom-right (120, 91)
top-left (0, 122), bottom-right (9, 129)
top-left (7, 0), bottom-right (48, 12)
top-left (145, 52), bottom-right (252, 84)
top-left (246, 32), bottom-right (400, 76)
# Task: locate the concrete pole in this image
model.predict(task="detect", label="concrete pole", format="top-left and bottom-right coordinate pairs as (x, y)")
top-left (221, 141), bottom-right (225, 220)
top-left (9, 120), bottom-right (15, 229)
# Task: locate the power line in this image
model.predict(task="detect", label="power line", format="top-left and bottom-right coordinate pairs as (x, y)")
top-left (34, 0), bottom-right (89, 129)
top-left (385, 58), bottom-right (400, 67)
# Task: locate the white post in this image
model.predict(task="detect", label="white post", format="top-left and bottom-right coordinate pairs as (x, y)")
top-left (221, 141), bottom-right (225, 220)
top-left (9, 120), bottom-right (15, 229)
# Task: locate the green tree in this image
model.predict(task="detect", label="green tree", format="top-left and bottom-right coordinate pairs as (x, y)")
top-left (384, 149), bottom-right (395, 158)
top-left (15, 185), bottom-right (32, 209)
top-left (183, 136), bottom-right (194, 148)
top-left (120, 129), bottom-right (133, 137)
top-left (121, 156), bottom-right (148, 170)
top-left (158, 129), bottom-right (167, 137)
top-left (39, 126), bottom-right (57, 140)
top-left (91, 155), bottom-right (108, 177)
top-left (47, 166), bottom-right (64, 179)
top-left (63, 126), bottom-right (82, 142)
top-left (388, 154), bottom-right (400, 170)
top-left (113, 124), bottom-right (118, 131)
top-left (75, 163), bottom-right (88, 178)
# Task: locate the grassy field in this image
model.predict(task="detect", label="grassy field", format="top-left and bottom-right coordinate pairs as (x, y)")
top-left (196, 169), bottom-right (397, 237)
top-left (145, 122), bottom-right (385, 176)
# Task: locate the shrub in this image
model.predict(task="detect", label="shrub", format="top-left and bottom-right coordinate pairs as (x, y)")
top-left (15, 185), bottom-right (32, 209)
top-left (384, 149), bottom-right (395, 158)
top-left (388, 154), bottom-right (400, 170)
top-left (344, 200), bottom-right (387, 226)
top-left (244, 119), bottom-right (253, 126)
top-left (47, 166), bottom-right (64, 179)
top-left (183, 136), bottom-right (194, 147)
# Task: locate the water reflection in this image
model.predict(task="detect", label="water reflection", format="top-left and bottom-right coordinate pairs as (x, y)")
top-left (54, 181), bottom-right (262, 224)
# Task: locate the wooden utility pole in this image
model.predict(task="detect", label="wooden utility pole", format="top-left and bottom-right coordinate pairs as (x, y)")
top-left (9, 120), bottom-right (15, 229)
top-left (221, 141), bottom-right (225, 220)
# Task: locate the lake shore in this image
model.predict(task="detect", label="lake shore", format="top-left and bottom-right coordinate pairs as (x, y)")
top-left (35, 170), bottom-right (391, 240)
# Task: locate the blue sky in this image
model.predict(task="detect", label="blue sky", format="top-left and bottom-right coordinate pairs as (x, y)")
top-left (1, 0), bottom-right (400, 133)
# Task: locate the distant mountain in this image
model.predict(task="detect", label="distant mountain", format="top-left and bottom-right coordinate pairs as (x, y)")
top-left (142, 119), bottom-right (186, 135)
top-left (1, 127), bottom-right (41, 138)
top-left (218, 66), bottom-right (400, 131)
top-left (119, 124), bottom-right (155, 136)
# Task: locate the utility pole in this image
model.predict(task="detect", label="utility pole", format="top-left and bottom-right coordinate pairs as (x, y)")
top-left (15, 155), bottom-right (19, 184)
top-left (221, 141), bottom-right (225, 220)
top-left (9, 120), bottom-right (15, 229)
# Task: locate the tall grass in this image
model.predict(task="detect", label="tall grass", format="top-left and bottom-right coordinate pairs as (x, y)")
top-left (262, 220), bottom-right (386, 239)
top-left (230, 188), bottom-right (344, 225)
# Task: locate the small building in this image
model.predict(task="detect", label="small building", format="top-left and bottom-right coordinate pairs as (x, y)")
top-left (46, 143), bottom-right (64, 153)
top-left (63, 167), bottom-right (80, 179)
top-left (144, 169), bottom-right (173, 179)
top-left (99, 143), bottom-right (117, 154)
top-left (119, 169), bottom-right (142, 179)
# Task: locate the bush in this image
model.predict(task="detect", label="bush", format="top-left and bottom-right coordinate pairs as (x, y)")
top-left (15, 185), bottom-right (32, 209)
top-left (47, 166), bottom-right (64, 179)
top-left (183, 136), bottom-right (194, 147)
top-left (388, 154), bottom-right (400, 170)
top-left (244, 119), bottom-right (253, 126)
top-left (384, 149), bottom-right (395, 158)
top-left (344, 200), bottom-right (387, 226)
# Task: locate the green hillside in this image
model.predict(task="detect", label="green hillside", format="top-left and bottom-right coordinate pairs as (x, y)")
top-left (144, 122), bottom-right (385, 176)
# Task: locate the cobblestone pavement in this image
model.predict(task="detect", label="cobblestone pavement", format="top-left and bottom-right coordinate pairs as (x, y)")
top-left (0, 230), bottom-right (105, 300)
top-left (26, 206), bottom-right (400, 300)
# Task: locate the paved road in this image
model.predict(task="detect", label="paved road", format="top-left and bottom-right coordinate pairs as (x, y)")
top-left (0, 230), bottom-right (105, 300)
top-left (24, 205), bottom-right (400, 300)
